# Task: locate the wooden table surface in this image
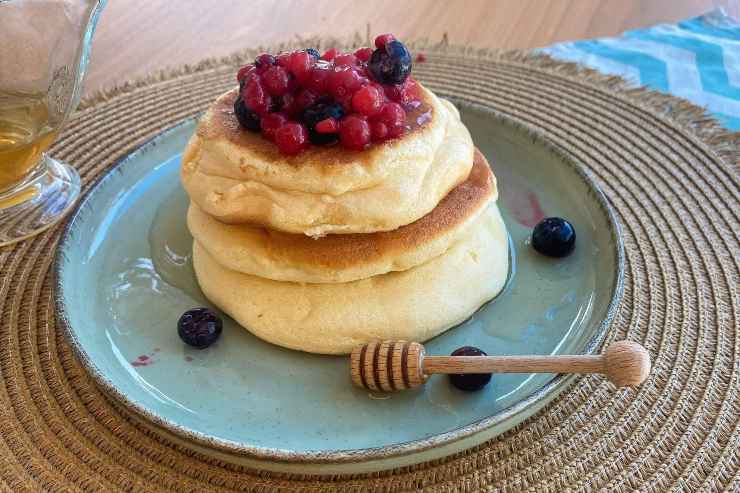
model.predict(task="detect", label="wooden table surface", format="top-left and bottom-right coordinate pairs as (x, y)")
top-left (85, 0), bottom-right (735, 96)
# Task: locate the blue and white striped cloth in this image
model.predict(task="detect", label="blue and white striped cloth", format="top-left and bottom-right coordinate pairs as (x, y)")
top-left (541, 9), bottom-right (740, 130)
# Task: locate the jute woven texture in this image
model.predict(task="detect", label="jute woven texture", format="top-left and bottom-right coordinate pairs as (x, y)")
top-left (1, 49), bottom-right (738, 492)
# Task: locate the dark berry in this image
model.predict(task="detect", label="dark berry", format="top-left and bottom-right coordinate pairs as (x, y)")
top-left (303, 101), bottom-right (344, 145)
top-left (532, 217), bottom-right (576, 258)
top-left (308, 129), bottom-right (336, 145)
top-left (374, 33), bottom-right (395, 48)
top-left (306, 48), bottom-right (321, 60)
top-left (234, 97), bottom-right (261, 131)
top-left (339, 115), bottom-right (371, 150)
top-left (178, 308), bottom-right (223, 349)
top-left (262, 66), bottom-right (290, 96)
top-left (354, 47), bottom-right (373, 62)
top-left (308, 129), bottom-right (338, 145)
top-left (302, 101), bottom-right (346, 130)
top-left (352, 84), bottom-right (384, 116)
top-left (260, 112), bottom-right (289, 141)
top-left (275, 122), bottom-right (309, 155)
top-left (415, 53), bottom-right (427, 63)
top-left (449, 346), bottom-right (492, 391)
top-left (368, 40), bottom-right (412, 85)
top-left (255, 53), bottom-right (276, 70)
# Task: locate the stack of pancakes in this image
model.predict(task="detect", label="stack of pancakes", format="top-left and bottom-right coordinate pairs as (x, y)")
top-left (181, 83), bottom-right (509, 354)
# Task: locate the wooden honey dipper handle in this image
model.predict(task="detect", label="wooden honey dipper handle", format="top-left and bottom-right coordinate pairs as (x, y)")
top-left (351, 340), bottom-right (650, 392)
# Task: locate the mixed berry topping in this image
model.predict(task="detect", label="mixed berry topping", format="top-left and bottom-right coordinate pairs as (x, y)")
top-left (234, 35), bottom-right (421, 155)
top-left (177, 308), bottom-right (223, 349)
top-left (449, 346), bottom-right (493, 392)
top-left (531, 217), bottom-right (576, 258)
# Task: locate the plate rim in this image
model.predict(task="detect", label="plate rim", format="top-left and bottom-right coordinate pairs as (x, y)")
top-left (54, 106), bottom-right (625, 466)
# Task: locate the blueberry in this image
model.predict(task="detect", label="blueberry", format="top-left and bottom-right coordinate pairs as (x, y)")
top-left (234, 97), bottom-right (261, 132)
top-left (308, 129), bottom-right (339, 145)
top-left (303, 101), bottom-right (345, 127)
top-left (449, 346), bottom-right (492, 391)
top-left (306, 48), bottom-right (321, 60)
top-left (368, 40), bottom-right (412, 85)
top-left (178, 308), bottom-right (223, 349)
top-left (302, 101), bottom-right (345, 144)
top-left (532, 217), bottom-right (576, 258)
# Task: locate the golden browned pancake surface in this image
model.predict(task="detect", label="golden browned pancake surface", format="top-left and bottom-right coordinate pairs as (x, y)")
top-left (188, 149), bottom-right (496, 283)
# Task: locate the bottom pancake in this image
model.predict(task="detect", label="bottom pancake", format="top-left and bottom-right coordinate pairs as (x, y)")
top-left (192, 204), bottom-right (509, 355)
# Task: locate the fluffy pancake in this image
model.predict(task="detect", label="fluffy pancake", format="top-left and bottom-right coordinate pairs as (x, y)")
top-left (188, 149), bottom-right (496, 283)
top-left (181, 84), bottom-right (475, 236)
top-left (192, 203), bottom-right (509, 355)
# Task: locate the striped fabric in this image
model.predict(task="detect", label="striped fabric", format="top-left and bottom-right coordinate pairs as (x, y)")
top-left (542, 9), bottom-right (740, 130)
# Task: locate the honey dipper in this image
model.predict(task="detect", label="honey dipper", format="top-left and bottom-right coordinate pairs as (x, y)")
top-left (351, 340), bottom-right (651, 391)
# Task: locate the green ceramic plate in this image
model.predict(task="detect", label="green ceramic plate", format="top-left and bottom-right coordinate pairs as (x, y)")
top-left (55, 105), bottom-right (623, 475)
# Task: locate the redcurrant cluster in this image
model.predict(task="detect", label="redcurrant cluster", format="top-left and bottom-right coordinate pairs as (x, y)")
top-left (234, 34), bottom-right (420, 155)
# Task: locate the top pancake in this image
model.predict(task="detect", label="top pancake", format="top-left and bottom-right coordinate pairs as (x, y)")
top-left (181, 83), bottom-right (475, 236)
top-left (188, 149), bottom-right (497, 284)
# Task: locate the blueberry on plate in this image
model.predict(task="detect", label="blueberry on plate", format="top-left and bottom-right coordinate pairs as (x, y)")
top-left (368, 40), bottom-right (412, 85)
top-left (449, 346), bottom-right (492, 391)
top-left (531, 217), bottom-right (576, 258)
top-left (302, 101), bottom-right (345, 144)
top-left (178, 308), bottom-right (223, 349)
top-left (234, 97), bottom-right (261, 132)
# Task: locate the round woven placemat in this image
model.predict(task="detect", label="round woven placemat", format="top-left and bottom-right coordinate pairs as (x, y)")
top-left (0, 44), bottom-right (738, 492)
